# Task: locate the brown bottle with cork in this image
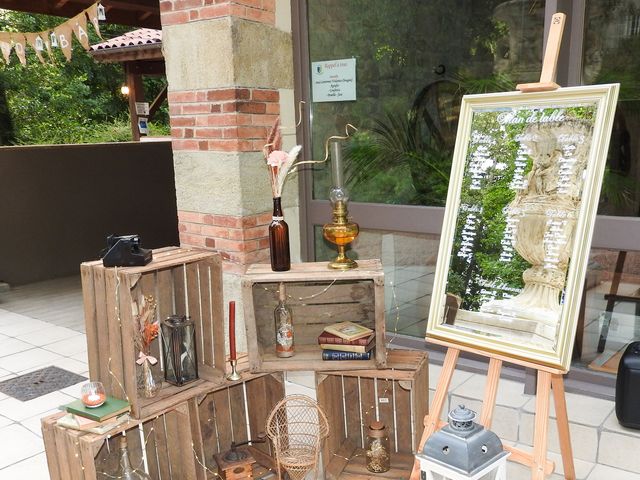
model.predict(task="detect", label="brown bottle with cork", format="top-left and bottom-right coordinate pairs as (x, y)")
top-left (269, 196), bottom-right (291, 272)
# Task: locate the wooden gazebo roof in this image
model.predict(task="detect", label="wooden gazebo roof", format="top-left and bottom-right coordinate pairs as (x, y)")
top-left (0, 0), bottom-right (160, 29)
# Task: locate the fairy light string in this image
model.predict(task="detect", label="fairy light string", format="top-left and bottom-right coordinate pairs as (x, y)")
top-left (92, 230), bottom-right (407, 476)
top-left (97, 427), bottom-right (156, 478)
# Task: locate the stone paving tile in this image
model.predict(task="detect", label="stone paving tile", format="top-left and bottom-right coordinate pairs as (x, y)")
top-left (0, 423), bottom-right (44, 469)
top-left (602, 411), bottom-right (640, 438)
top-left (0, 347), bottom-right (63, 374)
top-left (509, 443), bottom-right (595, 479)
top-left (0, 390), bottom-right (74, 422)
top-left (587, 464), bottom-right (640, 479)
top-left (0, 337), bottom-right (34, 358)
top-left (21, 409), bottom-right (59, 438)
top-left (451, 372), bottom-right (532, 408)
top-left (522, 390), bottom-right (614, 427)
top-left (41, 334), bottom-right (87, 357)
top-left (17, 356), bottom-right (88, 377)
top-left (519, 412), bottom-right (599, 462)
top-left (0, 414), bottom-right (13, 428)
top-left (598, 430), bottom-right (640, 473)
top-left (0, 315), bottom-right (52, 337)
top-left (428, 362), bottom-right (475, 391)
top-left (16, 325), bottom-right (82, 347)
top-left (0, 453), bottom-right (49, 479)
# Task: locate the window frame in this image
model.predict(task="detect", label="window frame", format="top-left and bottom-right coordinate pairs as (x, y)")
top-left (292, 0), bottom-right (639, 397)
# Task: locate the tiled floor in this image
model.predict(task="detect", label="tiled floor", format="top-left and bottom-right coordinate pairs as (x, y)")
top-left (1, 275), bottom-right (640, 479)
top-left (0, 276), bottom-right (88, 479)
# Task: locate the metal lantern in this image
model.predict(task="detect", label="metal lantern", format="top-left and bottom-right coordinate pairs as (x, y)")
top-left (416, 405), bottom-right (509, 480)
top-left (161, 315), bottom-right (198, 386)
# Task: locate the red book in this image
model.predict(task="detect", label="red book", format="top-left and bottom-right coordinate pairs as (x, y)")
top-left (318, 331), bottom-right (375, 346)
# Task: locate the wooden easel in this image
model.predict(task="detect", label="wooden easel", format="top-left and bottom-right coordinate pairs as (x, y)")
top-left (410, 12), bottom-right (577, 480)
top-left (409, 339), bottom-right (575, 480)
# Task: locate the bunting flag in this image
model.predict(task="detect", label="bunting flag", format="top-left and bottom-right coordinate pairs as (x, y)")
top-left (85, 3), bottom-right (103, 40)
top-left (10, 33), bottom-right (27, 66)
top-left (71, 11), bottom-right (90, 50)
top-left (0, 2), bottom-right (105, 66)
top-left (0, 33), bottom-right (12, 64)
top-left (24, 33), bottom-right (45, 63)
top-left (53, 22), bottom-right (74, 62)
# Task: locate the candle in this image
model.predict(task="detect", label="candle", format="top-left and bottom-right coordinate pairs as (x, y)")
top-left (81, 391), bottom-right (106, 407)
top-left (81, 381), bottom-right (106, 408)
top-left (229, 301), bottom-right (236, 361)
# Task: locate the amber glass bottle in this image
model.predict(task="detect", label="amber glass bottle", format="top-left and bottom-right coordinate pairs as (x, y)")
top-left (269, 197), bottom-right (291, 271)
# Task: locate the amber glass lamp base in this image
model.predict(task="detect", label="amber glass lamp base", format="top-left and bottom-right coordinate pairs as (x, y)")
top-left (323, 200), bottom-right (359, 270)
top-left (328, 245), bottom-right (358, 270)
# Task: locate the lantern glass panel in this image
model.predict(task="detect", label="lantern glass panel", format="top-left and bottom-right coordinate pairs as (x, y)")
top-left (161, 315), bottom-right (198, 386)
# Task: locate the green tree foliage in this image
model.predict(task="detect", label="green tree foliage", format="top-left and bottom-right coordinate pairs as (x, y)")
top-left (0, 10), bottom-right (168, 145)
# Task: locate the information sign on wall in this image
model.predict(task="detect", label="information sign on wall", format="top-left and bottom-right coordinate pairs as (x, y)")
top-left (311, 58), bottom-right (356, 102)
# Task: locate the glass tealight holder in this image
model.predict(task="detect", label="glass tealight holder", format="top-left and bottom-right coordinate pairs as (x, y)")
top-left (81, 381), bottom-right (106, 408)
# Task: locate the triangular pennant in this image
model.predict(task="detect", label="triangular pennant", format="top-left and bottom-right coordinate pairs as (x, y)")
top-left (40, 30), bottom-right (53, 56)
top-left (84, 3), bottom-right (103, 40)
top-left (71, 11), bottom-right (90, 50)
top-left (10, 33), bottom-right (27, 65)
top-left (50, 31), bottom-right (58, 48)
top-left (24, 33), bottom-right (45, 63)
top-left (54, 22), bottom-right (73, 61)
top-left (0, 32), bottom-right (12, 64)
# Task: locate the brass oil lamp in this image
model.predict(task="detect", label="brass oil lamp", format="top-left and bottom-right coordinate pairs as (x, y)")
top-left (323, 139), bottom-right (359, 270)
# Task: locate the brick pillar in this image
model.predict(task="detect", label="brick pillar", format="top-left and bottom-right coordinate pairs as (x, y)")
top-left (160, 0), bottom-right (297, 352)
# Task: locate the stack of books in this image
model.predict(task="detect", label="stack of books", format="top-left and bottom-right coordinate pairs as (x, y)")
top-left (319, 321), bottom-right (375, 360)
top-left (58, 396), bottom-right (131, 434)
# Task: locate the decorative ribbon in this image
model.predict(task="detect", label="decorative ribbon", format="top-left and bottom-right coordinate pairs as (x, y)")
top-left (136, 352), bottom-right (158, 365)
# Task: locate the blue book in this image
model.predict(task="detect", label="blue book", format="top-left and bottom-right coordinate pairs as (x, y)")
top-left (321, 349), bottom-right (372, 361)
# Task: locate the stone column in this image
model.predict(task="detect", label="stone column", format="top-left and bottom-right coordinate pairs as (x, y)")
top-left (160, 0), bottom-right (299, 353)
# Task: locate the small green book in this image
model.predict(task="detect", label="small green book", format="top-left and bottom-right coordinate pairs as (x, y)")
top-left (64, 396), bottom-right (130, 422)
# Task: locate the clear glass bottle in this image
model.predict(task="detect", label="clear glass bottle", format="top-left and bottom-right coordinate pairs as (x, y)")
top-left (269, 196), bottom-right (291, 272)
top-left (109, 436), bottom-right (152, 480)
top-left (366, 421), bottom-right (390, 473)
top-left (274, 283), bottom-right (294, 357)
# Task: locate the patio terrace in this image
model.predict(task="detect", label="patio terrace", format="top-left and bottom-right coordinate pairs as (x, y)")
top-left (0, 274), bottom-right (640, 479)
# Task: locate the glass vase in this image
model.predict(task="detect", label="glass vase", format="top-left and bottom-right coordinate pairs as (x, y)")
top-left (136, 359), bottom-right (161, 399)
top-left (269, 196), bottom-right (290, 272)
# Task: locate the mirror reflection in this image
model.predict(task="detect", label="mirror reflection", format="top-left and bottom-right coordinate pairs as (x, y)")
top-left (443, 104), bottom-right (597, 350)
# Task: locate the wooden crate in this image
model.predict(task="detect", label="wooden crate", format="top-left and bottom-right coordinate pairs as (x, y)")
top-left (242, 260), bottom-right (386, 372)
top-left (316, 350), bottom-right (428, 479)
top-left (81, 247), bottom-right (226, 418)
top-left (42, 373), bottom-right (285, 480)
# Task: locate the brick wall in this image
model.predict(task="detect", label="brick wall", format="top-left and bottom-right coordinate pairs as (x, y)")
top-left (168, 87), bottom-right (279, 152)
top-left (178, 210), bottom-right (272, 272)
top-left (160, 0), bottom-right (276, 26)
top-left (161, 0), bottom-right (294, 278)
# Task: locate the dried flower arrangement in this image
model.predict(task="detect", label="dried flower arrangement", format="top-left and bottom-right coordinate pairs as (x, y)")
top-left (134, 295), bottom-right (159, 365)
top-left (264, 117), bottom-right (302, 198)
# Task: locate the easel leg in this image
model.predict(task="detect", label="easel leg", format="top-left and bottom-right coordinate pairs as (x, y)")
top-left (479, 358), bottom-right (502, 428)
top-left (551, 375), bottom-right (576, 480)
top-left (532, 371), bottom-right (552, 480)
top-left (409, 348), bottom-right (460, 480)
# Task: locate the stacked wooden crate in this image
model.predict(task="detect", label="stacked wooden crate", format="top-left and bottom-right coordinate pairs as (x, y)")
top-left (242, 260), bottom-right (429, 478)
top-left (242, 260), bottom-right (387, 371)
top-left (42, 373), bottom-right (284, 480)
top-left (44, 251), bottom-right (428, 480)
top-left (317, 350), bottom-right (428, 479)
top-left (80, 247), bottom-right (227, 418)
